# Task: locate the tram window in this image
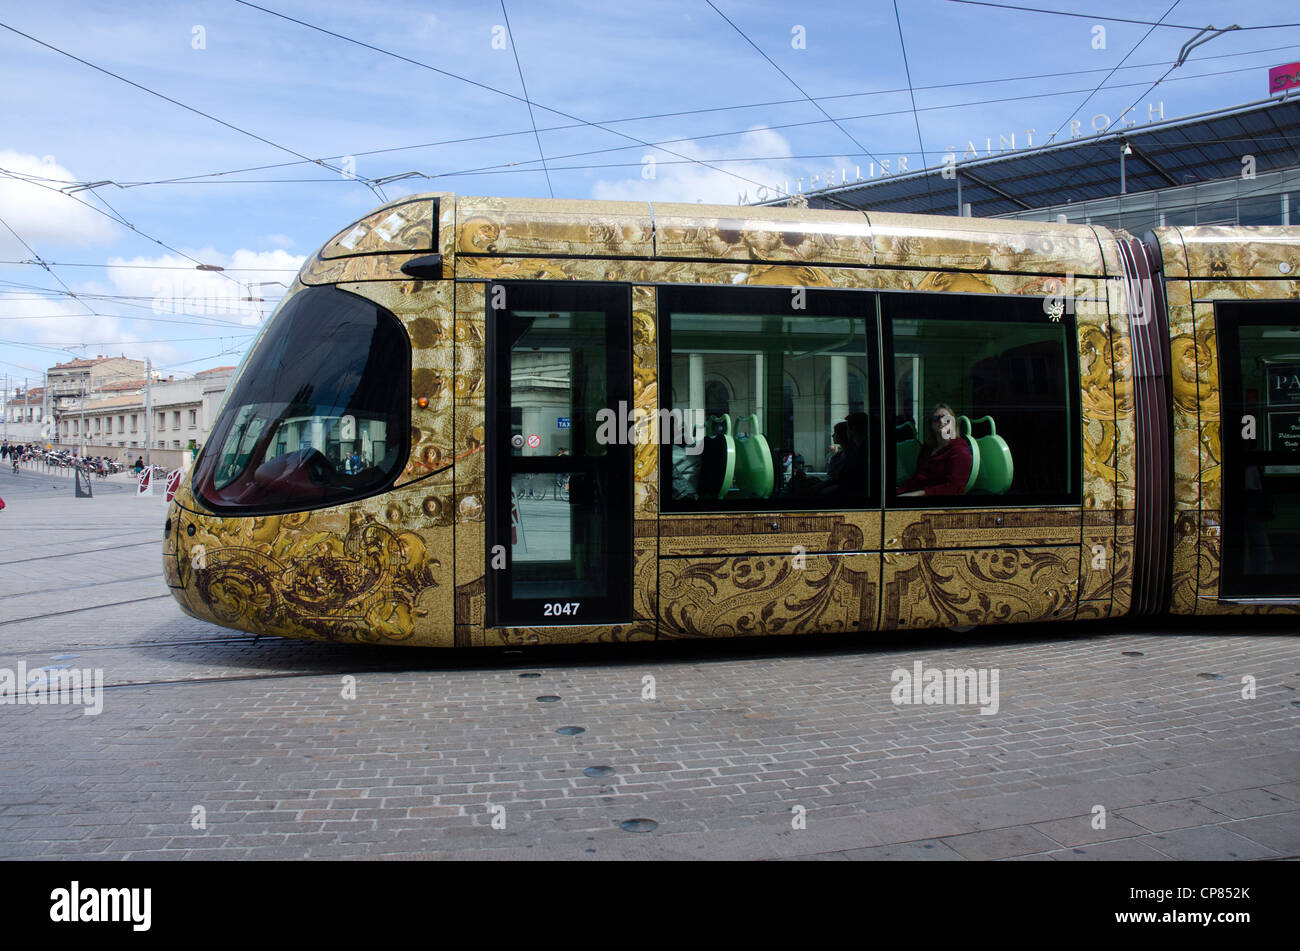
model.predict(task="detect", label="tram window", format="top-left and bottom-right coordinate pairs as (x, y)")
top-left (882, 292), bottom-right (1080, 506)
top-left (659, 285), bottom-right (879, 511)
top-left (1217, 302), bottom-right (1300, 597)
top-left (193, 285), bottom-right (410, 514)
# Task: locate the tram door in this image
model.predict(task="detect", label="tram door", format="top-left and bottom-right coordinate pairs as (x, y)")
top-left (487, 283), bottom-right (634, 627)
top-left (1217, 301), bottom-right (1300, 600)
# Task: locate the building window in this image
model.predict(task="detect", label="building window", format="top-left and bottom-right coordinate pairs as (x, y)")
top-left (659, 285), bottom-right (879, 511)
top-left (882, 292), bottom-right (1080, 506)
top-left (188, 410), bottom-right (197, 429)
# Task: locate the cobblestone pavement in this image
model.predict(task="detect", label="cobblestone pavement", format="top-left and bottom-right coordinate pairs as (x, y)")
top-left (1, 465), bottom-right (1297, 860)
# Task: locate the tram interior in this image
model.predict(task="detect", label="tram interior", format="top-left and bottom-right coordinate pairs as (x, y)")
top-left (666, 305), bottom-right (1076, 508)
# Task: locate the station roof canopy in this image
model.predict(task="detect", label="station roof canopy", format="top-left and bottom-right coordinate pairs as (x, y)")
top-left (762, 96), bottom-right (1300, 216)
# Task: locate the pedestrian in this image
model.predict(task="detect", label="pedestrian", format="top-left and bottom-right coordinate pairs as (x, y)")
top-left (134, 457), bottom-right (144, 475)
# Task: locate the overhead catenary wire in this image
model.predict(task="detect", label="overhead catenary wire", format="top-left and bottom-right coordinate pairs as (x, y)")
top-left (30, 40), bottom-right (1297, 193)
top-left (703, 0), bottom-right (888, 189)
top-left (892, 0), bottom-right (934, 210)
top-left (229, 0), bottom-right (775, 194)
top-left (500, 0), bottom-right (553, 198)
top-left (941, 0), bottom-right (1300, 32)
top-left (1043, 0), bottom-right (1183, 148)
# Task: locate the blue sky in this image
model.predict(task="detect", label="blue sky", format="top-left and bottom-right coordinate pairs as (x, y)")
top-left (1, 0), bottom-right (1297, 388)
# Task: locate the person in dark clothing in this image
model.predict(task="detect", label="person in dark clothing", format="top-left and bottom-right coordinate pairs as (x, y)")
top-left (899, 403), bottom-right (972, 497)
top-left (820, 412), bottom-right (870, 502)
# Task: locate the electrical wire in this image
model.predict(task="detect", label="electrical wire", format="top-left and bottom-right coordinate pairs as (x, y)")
top-left (892, 0), bottom-right (934, 210)
top-left (36, 41), bottom-right (1298, 192)
top-left (500, 1), bottom-right (552, 198)
top-left (941, 0), bottom-right (1300, 31)
top-left (229, 0), bottom-right (775, 193)
top-left (1044, 0), bottom-right (1182, 147)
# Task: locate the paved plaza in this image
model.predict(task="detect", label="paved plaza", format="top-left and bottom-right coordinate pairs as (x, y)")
top-left (0, 463), bottom-right (1296, 861)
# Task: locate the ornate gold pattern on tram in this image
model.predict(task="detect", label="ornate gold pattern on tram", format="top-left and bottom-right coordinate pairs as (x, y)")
top-left (883, 509), bottom-right (1079, 551)
top-left (320, 198), bottom-right (435, 260)
top-left (881, 546), bottom-right (1080, 630)
top-left (169, 480), bottom-right (451, 645)
top-left (456, 256), bottom-right (1111, 301)
top-left (1180, 225), bottom-right (1300, 279)
top-left (453, 282), bottom-right (487, 646)
top-left (865, 211), bottom-right (1106, 274)
top-left (632, 286), bottom-right (658, 519)
top-left (661, 512), bottom-right (880, 557)
top-left (456, 196), bottom-right (654, 258)
top-left (166, 193), bottom-right (1300, 648)
top-left (660, 553), bottom-right (879, 638)
top-left (652, 202), bottom-right (874, 264)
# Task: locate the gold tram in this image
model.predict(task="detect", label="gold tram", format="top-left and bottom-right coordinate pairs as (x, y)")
top-left (163, 193), bottom-right (1300, 646)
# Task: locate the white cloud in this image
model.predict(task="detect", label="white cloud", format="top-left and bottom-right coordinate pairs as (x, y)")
top-left (0, 151), bottom-right (120, 257)
top-left (104, 247), bottom-right (304, 325)
top-left (0, 245), bottom-right (305, 372)
top-left (590, 126), bottom-right (796, 205)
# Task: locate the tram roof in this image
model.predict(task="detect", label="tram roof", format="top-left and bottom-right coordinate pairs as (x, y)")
top-left (757, 96), bottom-right (1300, 217)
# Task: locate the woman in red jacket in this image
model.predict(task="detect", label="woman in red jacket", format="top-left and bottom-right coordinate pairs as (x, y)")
top-left (898, 403), bottom-right (972, 497)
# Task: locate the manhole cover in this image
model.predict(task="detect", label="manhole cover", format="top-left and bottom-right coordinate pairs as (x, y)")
top-left (1197, 673), bottom-right (1224, 680)
top-left (518, 672), bottom-right (541, 679)
top-left (584, 766), bottom-right (615, 777)
top-left (556, 726), bottom-right (586, 735)
top-left (619, 819), bottom-right (657, 833)
top-left (537, 695), bottom-right (561, 703)
top-left (1121, 651), bottom-right (1144, 657)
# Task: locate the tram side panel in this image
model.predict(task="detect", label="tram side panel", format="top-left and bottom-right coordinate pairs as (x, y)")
top-left (1156, 226), bottom-right (1300, 615)
top-left (168, 275), bottom-right (456, 646)
top-left (1077, 231), bottom-right (1138, 621)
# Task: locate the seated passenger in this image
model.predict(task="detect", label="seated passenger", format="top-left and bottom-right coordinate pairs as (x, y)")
top-left (898, 403), bottom-right (972, 497)
top-left (824, 421), bottom-right (849, 482)
top-left (820, 412), bottom-right (869, 502)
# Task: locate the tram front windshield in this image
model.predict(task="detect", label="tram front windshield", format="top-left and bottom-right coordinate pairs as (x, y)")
top-left (193, 284), bottom-right (409, 514)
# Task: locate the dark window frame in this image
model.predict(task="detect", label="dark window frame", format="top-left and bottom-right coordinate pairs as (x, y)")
top-left (658, 284), bottom-right (882, 513)
top-left (881, 291), bottom-right (1083, 509)
top-left (192, 284), bottom-right (411, 516)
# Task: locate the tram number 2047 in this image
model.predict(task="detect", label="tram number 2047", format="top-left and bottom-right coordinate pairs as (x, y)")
top-left (543, 602), bottom-right (581, 618)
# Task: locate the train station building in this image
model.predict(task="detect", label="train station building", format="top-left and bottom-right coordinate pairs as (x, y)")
top-left (752, 93), bottom-right (1300, 233)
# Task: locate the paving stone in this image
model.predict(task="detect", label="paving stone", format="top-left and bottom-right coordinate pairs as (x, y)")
top-left (1143, 824), bottom-right (1283, 860)
top-left (1220, 816), bottom-right (1300, 855)
top-left (1, 482), bottom-right (1298, 859)
top-left (1031, 814), bottom-right (1148, 848)
top-left (941, 825), bottom-right (1062, 860)
top-left (1120, 799), bottom-right (1233, 833)
top-left (1195, 788), bottom-right (1299, 820)
top-left (838, 839), bottom-right (965, 861)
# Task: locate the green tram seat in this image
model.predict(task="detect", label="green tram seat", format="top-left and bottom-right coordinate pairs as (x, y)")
top-left (967, 415), bottom-right (1014, 494)
top-left (895, 420), bottom-right (923, 483)
top-left (956, 416), bottom-right (981, 495)
top-left (733, 413), bottom-right (774, 499)
top-left (697, 414), bottom-right (736, 500)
